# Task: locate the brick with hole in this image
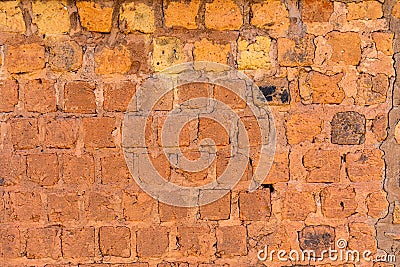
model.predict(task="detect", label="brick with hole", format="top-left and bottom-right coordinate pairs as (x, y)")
top-left (10, 118), bottom-right (39, 150)
top-left (62, 227), bottom-right (95, 258)
top-left (9, 191), bottom-right (43, 222)
top-left (27, 154), bottom-right (59, 186)
top-left (239, 189), bottom-right (271, 221)
top-left (99, 226), bottom-right (131, 258)
top-left (82, 117), bottom-right (116, 148)
top-left (62, 154), bottom-right (95, 187)
top-left (26, 227), bottom-right (61, 259)
top-left (44, 118), bottom-right (78, 148)
top-left (24, 79), bottom-right (57, 113)
top-left (216, 225), bottom-right (247, 256)
top-left (137, 227), bottom-right (169, 257)
top-left (0, 79), bottom-right (18, 112)
top-left (321, 186), bottom-right (357, 218)
top-left (64, 81), bottom-right (96, 114)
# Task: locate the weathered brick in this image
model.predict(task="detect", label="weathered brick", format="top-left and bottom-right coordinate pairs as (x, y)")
top-left (164, 0), bottom-right (199, 29)
top-left (251, 0), bottom-right (290, 37)
top-left (199, 192), bottom-right (231, 220)
top-left (346, 149), bottom-right (384, 182)
top-left (176, 226), bottom-right (214, 256)
top-left (159, 203), bottom-right (191, 222)
top-left (47, 193), bottom-right (79, 222)
top-left (104, 81), bottom-right (136, 112)
top-left (137, 227), bottom-right (169, 257)
top-left (99, 226), bottom-right (131, 258)
top-left (76, 1), bottom-right (113, 32)
top-left (26, 227), bottom-right (61, 259)
top-left (263, 151), bottom-right (289, 183)
top-left (237, 36), bottom-right (271, 70)
top-left (62, 227), bottom-right (95, 258)
top-left (157, 263), bottom-right (188, 267)
top-left (257, 78), bottom-right (290, 105)
top-left (176, 82), bottom-right (212, 109)
top-left (6, 44), bottom-right (45, 73)
top-left (48, 40), bottom-right (83, 71)
top-left (120, 2), bottom-right (155, 33)
top-left (216, 225), bottom-right (247, 256)
top-left (62, 154), bottom-right (95, 186)
top-left (44, 118), bottom-right (78, 148)
top-left (331, 111), bottom-right (366, 145)
top-left (194, 38), bottom-right (230, 64)
top-left (286, 113), bottom-right (322, 145)
top-left (277, 36), bottom-right (315, 67)
top-left (372, 32), bottom-right (394, 56)
top-left (10, 118), bottom-right (39, 149)
top-left (24, 79), bottom-right (56, 113)
top-left (300, 72), bottom-right (345, 104)
top-left (299, 225), bottom-right (335, 254)
top-left (348, 222), bottom-right (377, 253)
top-left (0, 227), bottom-right (21, 258)
top-left (239, 189), bottom-right (271, 221)
top-left (282, 189), bottom-right (316, 220)
top-left (10, 191), bottom-right (43, 222)
top-left (395, 121), bottom-right (400, 144)
top-left (214, 84), bottom-right (246, 110)
top-left (321, 186), bottom-right (357, 218)
top-left (82, 117), bottom-right (116, 148)
top-left (0, 153), bottom-right (25, 186)
top-left (359, 52), bottom-right (394, 77)
top-left (123, 192), bottom-right (157, 221)
top-left (101, 153), bottom-right (131, 184)
top-left (356, 73), bottom-right (388, 105)
top-left (367, 191), bottom-right (388, 219)
top-left (326, 32), bottom-right (361, 66)
top-left (347, 1), bottom-right (383, 20)
top-left (372, 114), bottom-right (388, 141)
top-left (95, 45), bottom-right (132, 75)
top-left (301, 0), bottom-right (333, 22)
top-left (27, 154), bottom-right (59, 186)
top-left (303, 149), bottom-right (341, 183)
top-left (87, 191), bottom-right (120, 221)
top-left (205, 0), bottom-right (242, 30)
top-left (0, 1), bottom-right (25, 33)
top-left (153, 37), bottom-right (187, 72)
top-left (393, 0), bottom-right (400, 18)
top-left (64, 81), bottom-right (96, 113)
top-left (0, 79), bottom-right (18, 112)
top-left (32, 0), bottom-right (70, 34)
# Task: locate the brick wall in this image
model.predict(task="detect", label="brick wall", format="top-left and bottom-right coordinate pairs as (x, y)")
top-left (0, 0), bottom-right (398, 266)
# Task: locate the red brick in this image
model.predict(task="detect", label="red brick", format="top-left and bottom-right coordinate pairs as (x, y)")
top-left (87, 191), bottom-right (120, 221)
top-left (26, 227), bottom-right (61, 259)
top-left (199, 192), bottom-right (231, 220)
top-left (0, 79), bottom-right (18, 112)
top-left (123, 192), bottom-right (157, 221)
top-left (216, 225), bottom-right (247, 256)
top-left (62, 154), bottom-right (95, 187)
top-left (303, 149), bottom-right (341, 183)
top-left (47, 193), bottom-right (79, 222)
top-left (0, 153), bottom-right (25, 186)
top-left (101, 153), bottom-right (131, 185)
top-left (27, 154), bottom-right (59, 186)
top-left (10, 118), bottom-right (39, 149)
top-left (104, 81), bottom-right (136, 112)
top-left (321, 186), bottom-right (357, 218)
top-left (64, 81), bottom-right (96, 113)
top-left (0, 227), bottom-right (21, 258)
top-left (6, 43), bottom-right (45, 73)
top-left (99, 226), bottom-right (131, 258)
top-left (44, 118), bottom-right (79, 148)
top-left (9, 191), bottom-right (43, 222)
top-left (159, 203), bottom-right (191, 222)
top-left (137, 227), bottom-right (169, 257)
top-left (62, 227), bottom-right (95, 258)
top-left (176, 226), bottom-right (214, 256)
top-left (239, 189), bottom-right (271, 220)
top-left (82, 117), bottom-right (116, 148)
top-left (24, 79), bottom-right (56, 113)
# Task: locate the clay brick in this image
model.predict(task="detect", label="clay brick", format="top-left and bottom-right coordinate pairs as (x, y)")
top-left (326, 32), bottom-right (361, 66)
top-left (257, 78), bottom-right (290, 105)
top-left (62, 154), bottom-right (95, 186)
top-left (348, 222), bottom-right (377, 253)
top-left (153, 37), bottom-right (186, 72)
top-left (82, 117), bottom-right (116, 148)
top-left (176, 226), bottom-right (214, 256)
top-left (10, 191), bottom-right (43, 222)
top-left (87, 191), bottom-right (120, 221)
top-left (299, 225), bottom-right (335, 254)
top-left (0, 227), bottom-right (21, 258)
top-left (10, 118), bottom-right (39, 149)
top-left (123, 192), bottom-right (157, 221)
top-left (346, 149), bottom-right (384, 182)
top-left (331, 111), bottom-right (366, 145)
top-left (286, 113), bottom-right (322, 145)
top-left (393, 1), bottom-right (400, 18)
top-left (394, 202), bottom-right (400, 224)
top-left (76, 1), bottom-right (113, 32)
top-left (0, 153), bottom-right (25, 186)
top-left (26, 227), bottom-right (61, 259)
top-left (194, 38), bottom-right (230, 64)
top-left (395, 121), bottom-right (400, 144)
top-left (282, 190), bottom-right (316, 220)
top-left (214, 84), bottom-right (247, 110)
top-left (199, 192), bottom-right (231, 220)
top-left (47, 193), bottom-right (79, 222)
top-left (356, 73), bottom-right (388, 105)
top-left (137, 227), bottom-right (169, 257)
top-left (104, 81), bottom-right (136, 112)
top-left (62, 227), bottom-right (95, 258)
top-left (251, 0), bottom-right (290, 37)
top-left (263, 151), bottom-right (289, 183)
top-left (198, 117), bottom-right (230, 146)
top-left (237, 36), bottom-right (271, 70)
top-left (120, 2), bottom-right (155, 33)
top-left (27, 154), bottom-right (59, 186)
top-left (239, 189), bottom-right (271, 220)
top-left (101, 153), bottom-right (131, 184)
top-left (367, 191), bottom-right (388, 219)
top-left (158, 263), bottom-right (188, 267)
top-left (159, 203), bottom-right (191, 222)
top-left (301, 0), bottom-right (333, 22)
top-left (24, 79), bottom-right (56, 113)
top-left (0, 1), bottom-right (25, 33)
top-left (205, 0), bottom-right (242, 30)
top-left (303, 149), bottom-right (341, 183)
top-left (99, 226), bottom-right (131, 258)
top-left (0, 79), bottom-right (18, 112)
top-left (164, 0), bottom-right (199, 29)
top-left (114, 264), bottom-right (149, 267)
top-left (321, 186), bottom-right (357, 218)
top-left (95, 46), bottom-right (132, 75)
top-left (347, 1), bottom-right (383, 20)
top-left (48, 40), bottom-right (83, 71)
top-left (216, 225), bottom-right (247, 256)
top-left (372, 114), bottom-right (388, 142)
top-left (277, 36), bottom-right (315, 67)
top-left (44, 118), bottom-right (78, 148)
top-left (300, 72), bottom-right (345, 104)
top-left (64, 81), bottom-right (96, 113)
top-left (372, 32), bottom-right (394, 56)
top-left (6, 43), bottom-right (45, 73)
top-left (176, 82), bottom-right (212, 109)
top-left (32, 0), bottom-right (70, 34)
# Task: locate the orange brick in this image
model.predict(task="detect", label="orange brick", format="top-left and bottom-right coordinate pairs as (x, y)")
top-left (199, 117), bottom-right (229, 146)
top-left (199, 192), bottom-right (231, 220)
top-left (123, 192), bottom-right (157, 221)
top-left (193, 38), bottom-right (230, 64)
top-left (76, 1), bottom-right (113, 32)
top-left (10, 191), bottom-right (43, 222)
top-left (24, 79), bottom-right (56, 113)
top-left (99, 226), bottom-right (131, 258)
top-left (367, 191), bottom-right (389, 219)
top-left (346, 149), bottom-right (384, 182)
top-left (286, 113), bottom-right (322, 145)
top-left (326, 31), bottom-right (361, 66)
top-left (239, 189), bottom-right (271, 220)
top-left (101, 153), bottom-right (131, 185)
top-left (277, 36), bottom-right (315, 67)
top-left (44, 118), bottom-right (79, 148)
top-left (62, 227), bottom-right (95, 258)
top-left (263, 151), bottom-right (289, 183)
top-left (47, 193), bottom-right (79, 222)
top-left (95, 45), bottom-right (132, 75)
top-left (0, 227), bottom-right (21, 258)
top-left (82, 117), bottom-right (116, 148)
top-left (251, 0), bottom-right (290, 37)
top-left (159, 203), bottom-right (192, 222)
top-left (137, 227), bottom-right (169, 257)
top-left (176, 226), bottom-right (214, 256)
top-left (62, 154), bottom-right (95, 186)
top-left (64, 81), bottom-right (96, 113)
top-left (87, 191), bottom-right (120, 221)
top-left (176, 82), bottom-right (212, 108)
top-left (104, 81), bottom-right (136, 112)
top-left (164, 0), bottom-right (199, 29)
top-left (0, 153), bottom-right (25, 186)
top-left (303, 149), bottom-right (341, 183)
top-left (6, 43), bottom-right (45, 73)
top-left (216, 225), bottom-right (247, 256)
top-left (0, 79), bottom-right (18, 112)
top-left (321, 186), bottom-right (357, 219)
top-left (214, 85), bottom-right (247, 109)
top-left (205, 0), bottom-right (242, 30)
top-left (301, 0), bottom-right (333, 22)
top-left (26, 227), bottom-right (61, 259)
top-left (282, 189), bottom-right (316, 220)
top-left (27, 154), bottom-right (59, 186)
top-left (10, 118), bottom-right (39, 149)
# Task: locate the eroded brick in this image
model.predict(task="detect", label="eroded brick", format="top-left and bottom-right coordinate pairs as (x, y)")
top-left (303, 149), bottom-right (341, 183)
top-left (0, 79), bottom-right (18, 112)
top-left (326, 32), bottom-right (361, 66)
top-left (216, 225), bottom-right (247, 256)
top-left (367, 191), bottom-right (388, 219)
top-left (282, 190), bottom-right (316, 220)
top-left (346, 149), bottom-right (384, 182)
top-left (321, 186), bottom-right (357, 218)
top-left (331, 111), bottom-right (366, 145)
top-left (104, 81), bottom-right (136, 112)
top-left (278, 36), bottom-right (315, 67)
top-left (10, 191), bottom-right (43, 222)
top-left (101, 153), bottom-right (131, 185)
top-left (239, 189), bottom-right (271, 221)
top-left (120, 2), bottom-right (155, 33)
top-left (26, 227), bottom-right (61, 259)
top-left (6, 43), bottom-right (45, 73)
top-left (164, 0), bottom-right (199, 29)
top-left (137, 227), bottom-right (169, 257)
top-left (87, 191), bottom-right (120, 221)
top-left (76, 1), bottom-right (113, 32)
top-left (62, 154), bottom-right (95, 186)
top-left (24, 79), bottom-right (56, 113)
top-left (237, 36), bottom-right (271, 70)
top-left (0, 1), bottom-right (25, 33)
top-left (176, 226), bottom-right (214, 256)
top-left (356, 73), bottom-right (388, 105)
top-left (123, 192), bottom-right (157, 221)
top-left (199, 192), bottom-right (231, 221)
top-left (62, 227), bottom-right (95, 258)
top-left (44, 118), bottom-right (78, 148)
top-left (347, 1), bottom-right (383, 20)
top-left (64, 81), bottom-right (96, 113)
top-left (153, 37), bottom-right (186, 72)
top-left (301, 0), bottom-right (333, 22)
top-left (27, 154), bottom-right (59, 186)
top-left (286, 113), bottom-right (322, 145)
top-left (251, 0), bottom-right (290, 37)
top-left (205, 0), bottom-right (242, 30)
top-left (0, 153), bottom-right (25, 186)
top-left (48, 40), bottom-right (83, 71)
top-left (95, 46), bottom-right (132, 75)
top-left (10, 118), bottom-right (39, 149)
top-left (99, 226), bottom-right (131, 258)
top-left (0, 227), bottom-right (21, 258)
top-left (300, 72), bottom-right (345, 104)
top-left (47, 193), bottom-right (79, 222)
top-left (32, 0), bottom-right (70, 34)
top-left (194, 38), bottom-right (230, 64)
top-left (82, 117), bottom-right (116, 148)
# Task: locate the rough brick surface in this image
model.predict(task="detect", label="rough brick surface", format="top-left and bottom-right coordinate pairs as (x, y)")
top-left (0, 80), bottom-right (18, 112)
top-left (6, 44), bottom-right (45, 73)
top-left (76, 1), bottom-right (113, 32)
top-left (24, 79), bottom-right (56, 113)
top-left (64, 81), bottom-right (96, 113)
top-left (99, 226), bottom-right (131, 258)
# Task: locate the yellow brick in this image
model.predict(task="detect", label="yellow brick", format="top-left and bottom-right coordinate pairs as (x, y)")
top-left (237, 36), bottom-right (271, 70)
top-left (152, 37), bottom-right (187, 72)
top-left (76, 1), bottom-right (113, 33)
top-left (347, 1), bottom-right (383, 20)
top-left (32, 0), bottom-right (70, 34)
top-left (120, 2), bottom-right (155, 34)
top-left (164, 0), bottom-right (199, 29)
top-left (251, 0), bottom-right (290, 37)
top-left (205, 0), bottom-right (242, 31)
top-left (0, 1), bottom-right (25, 33)
top-left (95, 45), bottom-right (132, 75)
top-left (194, 38), bottom-right (230, 64)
